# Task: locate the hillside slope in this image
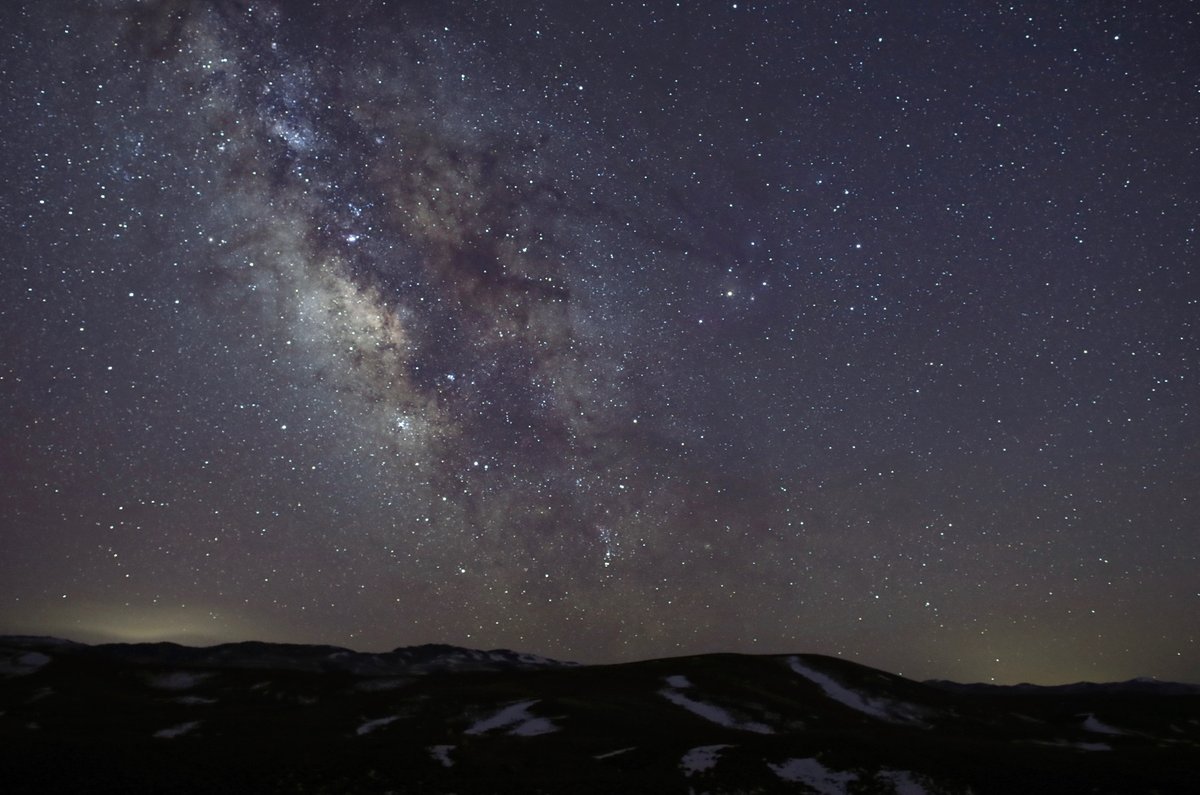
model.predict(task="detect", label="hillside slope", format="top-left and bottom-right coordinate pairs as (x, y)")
top-left (1, 637), bottom-right (1197, 793)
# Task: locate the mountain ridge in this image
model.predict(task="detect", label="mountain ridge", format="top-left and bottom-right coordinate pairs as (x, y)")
top-left (0, 634), bottom-right (573, 676)
top-left (1, 635), bottom-right (1197, 793)
top-left (6, 635), bottom-right (1196, 690)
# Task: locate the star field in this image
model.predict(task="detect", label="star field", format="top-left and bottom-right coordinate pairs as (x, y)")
top-left (1, 1), bottom-right (1196, 684)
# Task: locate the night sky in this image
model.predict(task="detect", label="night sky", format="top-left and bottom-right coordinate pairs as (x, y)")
top-left (2, 1), bottom-right (1196, 685)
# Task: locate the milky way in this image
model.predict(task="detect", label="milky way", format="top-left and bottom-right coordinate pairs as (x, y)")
top-left (2, 1), bottom-right (1196, 684)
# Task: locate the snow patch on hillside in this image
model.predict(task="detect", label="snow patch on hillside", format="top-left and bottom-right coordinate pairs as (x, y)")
top-left (1082, 714), bottom-right (1126, 735)
top-left (356, 714), bottom-right (401, 735)
top-left (1072, 741), bottom-right (1113, 751)
top-left (1033, 739), bottom-right (1112, 751)
top-left (428, 744), bottom-right (455, 767)
top-left (517, 652), bottom-right (559, 666)
top-left (465, 699), bottom-right (559, 736)
top-left (660, 679), bottom-right (773, 733)
top-left (769, 757), bottom-right (857, 793)
top-left (680, 744), bottom-right (733, 776)
top-left (154, 720), bottom-right (200, 739)
top-left (788, 657), bottom-right (927, 726)
top-left (878, 769), bottom-right (932, 794)
top-left (0, 652), bottom-right (51, 676)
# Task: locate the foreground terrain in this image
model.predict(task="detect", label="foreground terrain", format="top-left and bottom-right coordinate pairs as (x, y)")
top-left (1, 637), bottom-right (1197, 793)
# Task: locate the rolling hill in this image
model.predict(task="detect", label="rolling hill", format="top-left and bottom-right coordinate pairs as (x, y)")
top-left (1, 636), bottom-right (1196, 793)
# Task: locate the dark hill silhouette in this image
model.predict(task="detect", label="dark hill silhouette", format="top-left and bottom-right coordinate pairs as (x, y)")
top-left (1, 636), bottom-right (1196, 793)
